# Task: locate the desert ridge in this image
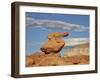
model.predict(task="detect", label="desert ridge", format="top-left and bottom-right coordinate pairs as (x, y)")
top-left (26, 43), bottom-right (89, 67)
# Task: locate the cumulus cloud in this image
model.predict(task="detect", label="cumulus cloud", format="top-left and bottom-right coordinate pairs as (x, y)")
top-left (65, 38), bottom-right (89, 46)
top-left (26, 17), bottom-right (89, 32)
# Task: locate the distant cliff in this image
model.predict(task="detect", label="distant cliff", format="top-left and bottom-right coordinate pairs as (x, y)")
top-left (64, 43), bottom-right (89, 57)
top-left (63, 43), bottom-right (89, 65)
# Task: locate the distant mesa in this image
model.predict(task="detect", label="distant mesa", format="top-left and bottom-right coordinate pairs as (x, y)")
top-left (63, 43), bottom-right (89, 65)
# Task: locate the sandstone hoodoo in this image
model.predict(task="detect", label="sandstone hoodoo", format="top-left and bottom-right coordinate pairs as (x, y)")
top-left (40, 32), bottom-right (69, 54)
top-left (26, 32), bottom-right (89, 67)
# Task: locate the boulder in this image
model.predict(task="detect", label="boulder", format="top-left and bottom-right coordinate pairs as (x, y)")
top-left (40, 32), bottom-right (69, 54)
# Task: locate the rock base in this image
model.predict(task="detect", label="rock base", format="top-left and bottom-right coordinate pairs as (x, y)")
top-left (26, 52), bottom-right (89, 67)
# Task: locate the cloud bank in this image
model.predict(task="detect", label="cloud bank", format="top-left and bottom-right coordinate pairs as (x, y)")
top-left (65, 38), bottom-right (89, 46)
top-left (26, 17), bottom-right (89, 32)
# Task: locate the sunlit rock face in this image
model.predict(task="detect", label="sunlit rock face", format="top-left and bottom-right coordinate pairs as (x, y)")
top-left (26, 32), bottom-right (89, 67)
top-left (40, 32), bottom-right (69, 54)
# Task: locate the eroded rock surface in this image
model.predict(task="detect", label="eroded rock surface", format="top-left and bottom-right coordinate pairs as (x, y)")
top-left (26, 52), bottom-right (66, 67)
top-left (26, 32), bottom-right (89, 67)
top-left (40, 32), bottom-right (69, 54)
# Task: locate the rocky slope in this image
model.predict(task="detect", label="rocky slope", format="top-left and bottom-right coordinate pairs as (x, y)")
top-left (26, 43), bottom-right (89, 67)
top-left (63, 43), bottom-right (89, 65)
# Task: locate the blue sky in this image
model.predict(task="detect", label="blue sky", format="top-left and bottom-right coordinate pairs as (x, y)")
top-left (26, 12), bottom-right (89, 55)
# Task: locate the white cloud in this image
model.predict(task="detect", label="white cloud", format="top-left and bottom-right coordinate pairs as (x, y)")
top-left (65, 38), bottom-right (89, 46)
top-left (26, 17), bottom-right (89, 32)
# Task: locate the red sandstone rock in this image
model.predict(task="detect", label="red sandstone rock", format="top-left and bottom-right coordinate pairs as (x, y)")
top-left (40, 32), bottom-right (69, 54)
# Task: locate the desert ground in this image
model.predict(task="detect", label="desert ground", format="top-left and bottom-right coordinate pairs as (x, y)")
top-left (26, 43), bottom-right (89, 67)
